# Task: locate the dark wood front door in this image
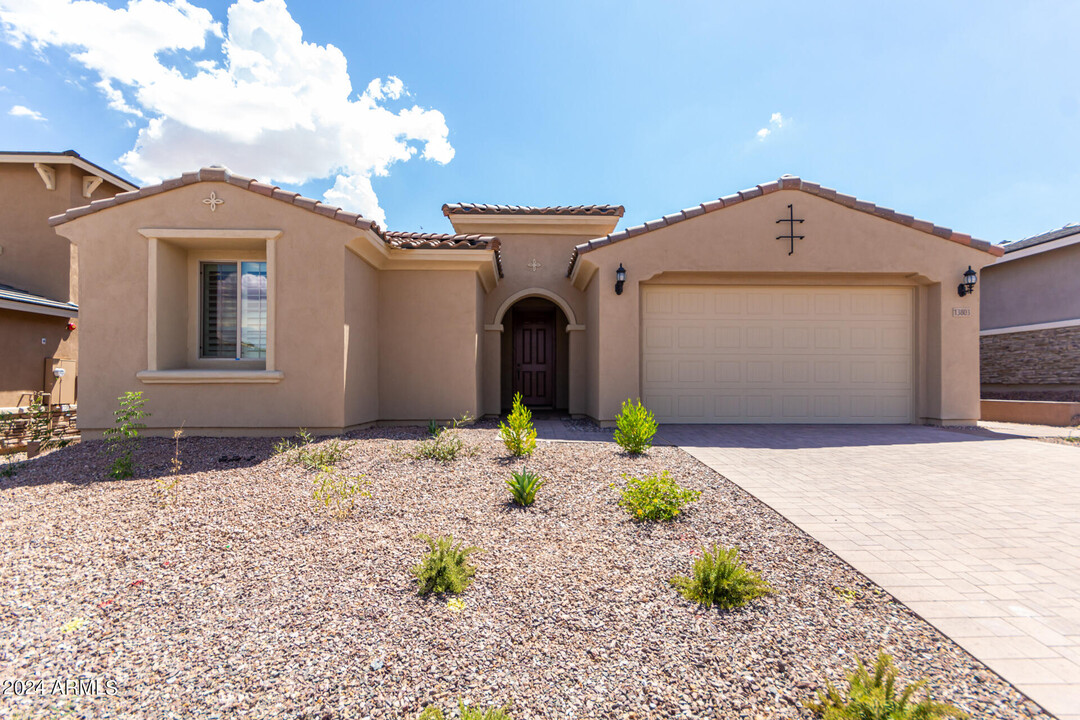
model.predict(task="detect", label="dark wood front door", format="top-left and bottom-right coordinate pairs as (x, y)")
top-left (513, 309), bottom-right (555, 406)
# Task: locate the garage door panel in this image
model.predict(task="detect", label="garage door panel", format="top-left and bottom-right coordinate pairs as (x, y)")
top-left (642, 286), bottom-right (913, 423)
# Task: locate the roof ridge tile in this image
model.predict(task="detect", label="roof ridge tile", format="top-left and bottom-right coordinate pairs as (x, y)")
top-left (565, 174), bottom-right (1003, 277)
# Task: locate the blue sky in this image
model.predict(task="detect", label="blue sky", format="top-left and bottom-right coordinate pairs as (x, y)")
top-left (1, 0), bottom-right (1077, 243)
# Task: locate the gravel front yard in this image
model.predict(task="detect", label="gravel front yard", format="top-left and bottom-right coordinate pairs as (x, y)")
top-left (0, 426), bottom-right (1050, 719)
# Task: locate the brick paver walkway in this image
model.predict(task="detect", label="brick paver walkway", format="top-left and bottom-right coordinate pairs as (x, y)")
top-left (657, 424), bottom-right (1080, 719)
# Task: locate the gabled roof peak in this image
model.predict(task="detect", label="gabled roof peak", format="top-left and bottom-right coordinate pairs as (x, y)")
top-left (567, 175), bottom-right (1002, 276)
top-left (48, 166), bottom-right (383, 236)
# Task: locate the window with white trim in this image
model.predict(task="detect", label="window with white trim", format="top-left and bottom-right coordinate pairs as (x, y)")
top-left (200, 261), bottom-right (267, 360)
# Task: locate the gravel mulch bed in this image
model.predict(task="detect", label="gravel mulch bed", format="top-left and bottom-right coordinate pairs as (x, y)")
top-left (0, 429), bottom-right (1050, 719)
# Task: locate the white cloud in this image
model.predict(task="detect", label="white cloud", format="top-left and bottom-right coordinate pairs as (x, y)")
top-left (755, 112), bottom-right (786, 142)
top-left (0, 0), bottom-right (454, 227)
top-left (9, 103), bottom-right (45, 120)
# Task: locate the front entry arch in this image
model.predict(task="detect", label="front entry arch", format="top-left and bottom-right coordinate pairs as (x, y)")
top-left (492, 287), bottom-right (579, 328)
top-left (482, 289), bottom-right (586, 417)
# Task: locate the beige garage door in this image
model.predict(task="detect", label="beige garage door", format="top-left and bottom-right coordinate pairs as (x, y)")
top-left (641, 286), bottom-right (913, 423)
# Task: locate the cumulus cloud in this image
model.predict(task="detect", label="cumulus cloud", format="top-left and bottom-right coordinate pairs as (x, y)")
top-left (0, 0), bottom-right (454, 226)
top-left (755, 112), bottom-right (786, 141)
top-left (9, 103), bottom-right (45, 120)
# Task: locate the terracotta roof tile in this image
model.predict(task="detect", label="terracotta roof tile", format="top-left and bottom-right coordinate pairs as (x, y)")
top-left (566, 174), bottom-right (1003, 277)
top-left (45, 167), bottom-right (500, 270)
top-left (384, 231), bottom-right (503, 277)
top-left (47, 166), bottom-right (385, 235)
top-left (442, 203), bottom-right (624, 217)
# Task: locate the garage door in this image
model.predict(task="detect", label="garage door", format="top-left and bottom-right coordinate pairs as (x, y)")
top-left (641, 286), bottom-right (913, 423)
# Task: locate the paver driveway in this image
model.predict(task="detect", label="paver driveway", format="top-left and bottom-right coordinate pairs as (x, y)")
top-left (658, 424), bottom-right (1080, 720)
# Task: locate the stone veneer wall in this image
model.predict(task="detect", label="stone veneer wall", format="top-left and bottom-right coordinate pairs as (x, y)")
top-left (981, 325), bottom-right (1080, 400)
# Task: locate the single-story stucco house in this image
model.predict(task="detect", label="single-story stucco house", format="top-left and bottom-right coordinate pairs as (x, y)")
top-left (48, 167), bottom-right (1002, 438)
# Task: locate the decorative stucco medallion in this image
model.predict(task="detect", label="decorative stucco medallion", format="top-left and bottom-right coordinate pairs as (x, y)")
top-left (527, 258), bottom-right (542, 272)
top-left (203, 191), bottom-right (225, 212)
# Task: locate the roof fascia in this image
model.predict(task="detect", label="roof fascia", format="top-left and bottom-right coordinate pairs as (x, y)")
top-left (0, 297), bottom-right (78, 318)
top-left (996, 233), bottom-right (1080, 264)
top-left (0, 153), bottom-right (138, 191)
top-left (447, 213), bottom-right (619, 236)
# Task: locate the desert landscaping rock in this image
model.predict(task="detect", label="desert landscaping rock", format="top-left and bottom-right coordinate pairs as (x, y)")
top-left (0, 426), bottom-right (1050, 719)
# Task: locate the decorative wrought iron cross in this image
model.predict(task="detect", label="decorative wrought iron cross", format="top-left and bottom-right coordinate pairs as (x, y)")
top-left (202, 191), bottom-right (225, 212)
top-left (775, 203), bottom-right (805, 255)
top-left (527, 258), bottom-right (542, 272)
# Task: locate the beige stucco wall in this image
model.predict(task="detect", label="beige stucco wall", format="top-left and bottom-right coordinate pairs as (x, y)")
top-left (0, 162), bottom-right (124, 303)
top-left (55, 182), bottom-right (374, 436)
top-left (344, 246), bottom-right (380, 427)
top-left (0, 309), bottom-right (77, 407)
top-left (981, 242), bottom-right (1080, 330)
top-left (377, 269), bottom-right (482, 422)
top-left (575, 189), bottom-right (997, 425)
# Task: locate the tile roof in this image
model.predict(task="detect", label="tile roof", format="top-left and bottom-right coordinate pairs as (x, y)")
top-left (443, 203), bottom-right (624, 217)
top-left (384, 231), bottom-right (499, 250)
top-left (47, 166), bottom-right (385, 235)
top-left (566, 175), bottom-right (1003, 276)
top-left (0, 283), bottom-right (78, 314)
top-left (386, 231), bottom-right (504, 277)
top-left (1003, 223), bottom-right (1080, 253)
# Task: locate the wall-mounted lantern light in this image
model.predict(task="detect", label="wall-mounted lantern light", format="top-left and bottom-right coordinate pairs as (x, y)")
top-left (615, 263), bottom-right (627, 295)
top-left (957, 266), bottom-right (978, 297)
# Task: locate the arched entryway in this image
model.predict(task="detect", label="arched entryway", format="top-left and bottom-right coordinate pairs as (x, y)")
top-left (500, 297), bottom-right (570, 411)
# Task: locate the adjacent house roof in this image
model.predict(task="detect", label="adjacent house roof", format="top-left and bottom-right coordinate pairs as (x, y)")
top-left (0, 149), bottom-right (138, 191)
top-left (567, 175), bottom-right (1003, 276)
top-left (386, 231), bottom-right (504, 277)
top-left (1003, 223), bottom-right (1080, 253)
top-left (443, 203), bottom-right (624, 217)
top-left (0, 282), bottom-right (78, 317)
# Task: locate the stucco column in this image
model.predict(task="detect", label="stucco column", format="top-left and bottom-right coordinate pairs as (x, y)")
top-left (482, 325), bottom-right (503, 417)
top-left (567, 324), bottom-right (586, 416)
top-left (937, 282), bottom-right (981, 424)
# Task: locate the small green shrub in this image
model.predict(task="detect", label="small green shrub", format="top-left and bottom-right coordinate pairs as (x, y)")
top-left (499, 392), bottom-right (537, 457)
top-left (506, 467), bottom-right (544, 507)
top-left (412, 533), bottom-right (482, 596)
top-left (670, 544), bottom-right (771, 609)
top-left (616, 470), bottom-right (700, 521)
top-left (428, 419), bottom-right (440, 437)
top-left (805, 652), bottom-right (968, 719)
top-left (273, 428), bottom-right (313, 456)
top-left (274, 430), bottom-right (348, 470)
top-left (411, 414), bottom-right (475, 462)
top-left (312, 465), bottom-right (370, 519)
top-left (613, 398), bottom-right (658, 454)
top-left (102, 391), bottom-right (150, 479)
top-left (419, 700), bottom-right (513, 720)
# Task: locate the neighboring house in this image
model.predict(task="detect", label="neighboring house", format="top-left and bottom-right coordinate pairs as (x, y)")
top-left (0, 151), bottom-right (136, 408)
top-left (49, 168), bottom-right (1001, 438)
top-left (980, 224), bottom-right (1080, 403)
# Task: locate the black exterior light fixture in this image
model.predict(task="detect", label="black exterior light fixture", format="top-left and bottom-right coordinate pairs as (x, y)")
top-left (957, 266), bottom-right (978, 297)
top-left (615, 263), bottom-right (627, 295)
